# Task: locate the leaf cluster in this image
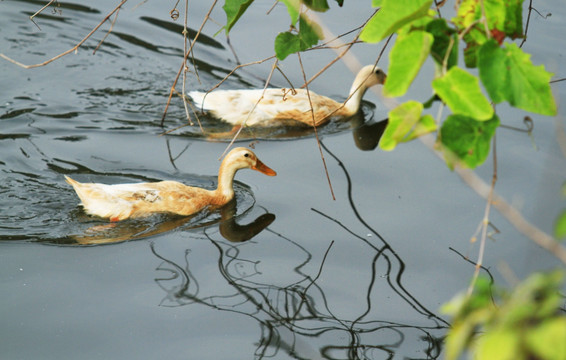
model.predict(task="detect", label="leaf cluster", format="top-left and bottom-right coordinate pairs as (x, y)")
top-left (441, 271), bottom-right (566, 360)
top-left (360, 0), bottom-right (557, 169)
top-left (220, 0), bottom-right (557, 170)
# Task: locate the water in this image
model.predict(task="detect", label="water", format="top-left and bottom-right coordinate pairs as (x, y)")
top-left (1, 0), bottom-right (565, 359)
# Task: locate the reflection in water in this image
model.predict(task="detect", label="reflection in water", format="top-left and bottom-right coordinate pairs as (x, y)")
top-left (2, 3), bottom-right (443, 358)
top-left (69, 199), bottom-right (275, 245)
top-left (351, 117), bottom-right (388, 152)
top-left (150, 226), bottom-right (445, 359)
top-left (146, 139), bottom-right (449, 359)
top-left (184, 104), bottom-right (388, 152)
top-left (0, 133), bottom-right (271, 245)
top-left (319, 142), bottom-right (448, 323)
top-left (150, 142), bottom-right (448, 358)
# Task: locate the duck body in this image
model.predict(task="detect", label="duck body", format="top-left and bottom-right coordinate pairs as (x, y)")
top-left (65, 147), bottom-right (276, 221)
top-left (189, 65), bottom-right (386, 127)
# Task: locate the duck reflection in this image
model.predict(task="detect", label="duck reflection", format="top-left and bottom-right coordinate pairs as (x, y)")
top-left (218, 200), bottom-right (275, 243)
top-left (350, 116), bottom-right (388, 151)
top-left (66, 199), bottom-right (275, 245)
top-left (197, 104), bottom-right (388, 152)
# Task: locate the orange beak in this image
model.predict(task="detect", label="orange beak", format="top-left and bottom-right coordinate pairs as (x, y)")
top-left (253, 159), bottom-right (277, 176)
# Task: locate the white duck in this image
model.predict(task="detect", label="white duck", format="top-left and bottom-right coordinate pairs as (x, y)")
top-left (65, 147), bottom-right (276, 222)
top-left (189, 65), bottom-right (386, 127)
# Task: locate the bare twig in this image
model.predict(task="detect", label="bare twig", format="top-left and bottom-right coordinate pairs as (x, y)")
top-left (219, 60), bottom-right (279, 159)
top-left (181, 0), bottom-right (195, 126)
top-left (160, 0), bottom-right (218, 126)
top-left (29, 0), bottom-right (59, 31)
top-left (298, 52), bottom-right (336, 200)
top-left (304, 11), bottom-right (377, 88)
top-left (1, 0), bottom-right (128, 68)
top-left (520, 0), bottom-right (533, 47)
top-left (468, 135), bottom-right (498, 295)
top-left (93, 4), bottom-right (122, 55)
top-left (420, 135), bottom-right (566, 265)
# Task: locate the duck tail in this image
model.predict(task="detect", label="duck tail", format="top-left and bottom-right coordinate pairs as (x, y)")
top-left (64, 175), bottom-right (79, 187)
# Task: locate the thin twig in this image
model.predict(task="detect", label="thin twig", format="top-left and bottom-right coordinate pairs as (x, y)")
top-left (181, 0), bottom-right (194, 126)
top-left (93, 4), bottom-right (122, 55)
top-left (520, 0), bottom-right (533, 47)
top-left (201, 56), bottom-right (277, 97)
top-left (304, 11), bottom-right (377, 88)
top-left (219, 60), bottom-right (279, 160)
top-left (468, 135), bottom-right (497, 295)
top-left (29, 0), bottom-right (58, 31)
top-left (420, 136), bottom-right (566, 265)
top-left (160, 0), bottom-right (218, 126)
top-left (298, 52), bottom-right (336, 200)
top-left (0, 0), bottom-right (128, 68)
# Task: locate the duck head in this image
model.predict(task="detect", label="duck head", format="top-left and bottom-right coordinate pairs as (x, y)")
top-left (224, 147), bottom-right (277, 176)
top-left (358, 65), bottom-right (387, 88)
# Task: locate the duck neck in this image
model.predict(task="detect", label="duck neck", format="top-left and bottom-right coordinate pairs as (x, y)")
top-left (214, 162), bottom-right (237, 204)
top-left (343, 82), bottom-right (368, 115)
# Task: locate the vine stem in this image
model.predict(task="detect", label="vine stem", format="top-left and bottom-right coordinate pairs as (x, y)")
top-left (468, 135), bottom-right (497, 295)
top-left (423, 133), bottom-right (566, 265)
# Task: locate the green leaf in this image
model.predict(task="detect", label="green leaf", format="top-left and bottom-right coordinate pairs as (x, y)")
top-left (454, 0), bottom-right (523, 38)
top-left (274, 15), bottom-right (322, 60)
top-left (426, 18), bottom-right (458, 69)
top-left (444, 319), bottom-right (476, 360)
top-left (384, 30), bottom-right (433, 97)
top-left (406, 114), bottom-right (436, 140)
top-left (525, 318), bottom-right (566, 360)
top-left (371, 0), bottom-right (383, 6)
top-left (478, 40), bottom-right (557, 116)
top-left (222, 0), bottom-right (254, 34)
top-left (440, 114), bottom-right (499, 168)
top-left (454, 0), bottom-right (523, 67)
top-left (360, 0), bottom-right (433, 43)
top-left (432, 67), bottom-right (494, 121)
top-left (279, 0), bottom-right (300, 24)
top-left (475, 328), bottom-right (520, 360)
top-left (555, 210), bottom-right (566, 240)
top-left (379, 101), bottom-right (436, 151)
top-left (302, 0), bottom-right (329, 11)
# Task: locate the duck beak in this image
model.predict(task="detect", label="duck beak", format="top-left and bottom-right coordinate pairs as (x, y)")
top-left (253, 159), bottom-right (277, 176)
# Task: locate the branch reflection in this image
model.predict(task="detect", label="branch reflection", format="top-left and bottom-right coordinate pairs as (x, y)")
top-left (150, 225), bottom-right (445, 359)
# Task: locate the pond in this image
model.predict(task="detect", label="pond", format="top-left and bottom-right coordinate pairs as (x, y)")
top-left (1, 0), bottom-right (564, 359)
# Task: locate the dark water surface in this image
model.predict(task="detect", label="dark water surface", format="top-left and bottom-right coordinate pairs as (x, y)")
top-left (1, 0), bottom-right (565, 359)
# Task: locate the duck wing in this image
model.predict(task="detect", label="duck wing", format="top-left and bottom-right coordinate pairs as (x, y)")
top-left (66, 177), bottom-right (215, 221)
top-left (189, 89), bottom-right (344, 126)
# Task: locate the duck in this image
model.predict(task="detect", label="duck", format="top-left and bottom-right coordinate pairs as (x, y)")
top-left (65, 147), bottom-right (276, 222)
top-left (189, 65), bottom-right (386, 127)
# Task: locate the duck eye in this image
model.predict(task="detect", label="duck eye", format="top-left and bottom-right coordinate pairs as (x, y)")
top-left (244, 153), bottom-right (249, 158)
